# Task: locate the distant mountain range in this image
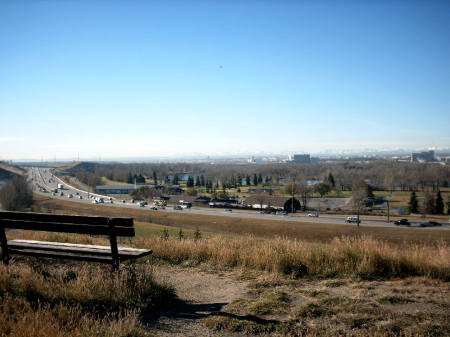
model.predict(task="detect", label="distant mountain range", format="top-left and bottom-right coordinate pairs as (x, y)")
top-left (7, 147), bottom-right (450, 164)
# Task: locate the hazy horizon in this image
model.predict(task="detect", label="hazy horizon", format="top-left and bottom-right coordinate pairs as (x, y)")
top-left (1, 1), bottom-right (449, 160)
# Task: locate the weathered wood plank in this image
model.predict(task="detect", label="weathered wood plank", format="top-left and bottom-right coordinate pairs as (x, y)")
top-left (8, 240), bottom-right (152, 258)
top-left (0, 211), bottom-right (133, 227)
top-left (1, 219), bottom-right (135, 237)
top-left (8, 248), bottom-right (115, 263)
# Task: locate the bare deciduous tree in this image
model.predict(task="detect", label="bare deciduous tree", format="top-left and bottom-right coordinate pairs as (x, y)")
top-left (351, 180), bottom-right (367, 228)
top-left (0, 176), bottom-right (33, 211)
top-left (297, 183), bottom-right (313, 211)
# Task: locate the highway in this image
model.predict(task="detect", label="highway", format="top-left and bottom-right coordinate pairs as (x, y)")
top-left (28, 167), bottom-right (450, 230)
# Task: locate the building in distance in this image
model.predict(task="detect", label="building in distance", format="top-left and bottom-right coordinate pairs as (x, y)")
top-left (292, 154), bottom-right (311, 163)
top-left (410, 150), bottom-right (436, 163)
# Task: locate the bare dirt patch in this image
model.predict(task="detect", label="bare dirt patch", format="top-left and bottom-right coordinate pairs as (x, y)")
top-left (146, 266), bottom-right (249, 337)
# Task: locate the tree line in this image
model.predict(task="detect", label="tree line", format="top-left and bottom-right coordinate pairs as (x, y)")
top-left (66, 161), bottom-right (450, 192)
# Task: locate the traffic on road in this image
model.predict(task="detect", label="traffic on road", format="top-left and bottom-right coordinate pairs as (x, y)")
top-left (28, 167), bottom-right (449, 230)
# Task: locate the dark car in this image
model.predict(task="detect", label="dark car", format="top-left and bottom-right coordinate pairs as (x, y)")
top-left (394, 219), bottom-right (410, 226)
top-left (173, 205), bottom-right (183, 210)
top-left (420, 221), bottom-right (442, 227)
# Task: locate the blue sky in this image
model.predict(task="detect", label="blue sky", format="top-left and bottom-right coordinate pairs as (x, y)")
top-left (1, 1), bottom-right (449, 160)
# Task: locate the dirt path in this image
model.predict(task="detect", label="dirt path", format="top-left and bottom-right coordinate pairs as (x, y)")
top-left (147, 265), bottom-right (249, 337)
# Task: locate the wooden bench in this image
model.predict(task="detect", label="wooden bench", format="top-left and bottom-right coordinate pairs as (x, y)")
top-left (0, 211), bottom-right (152, 270)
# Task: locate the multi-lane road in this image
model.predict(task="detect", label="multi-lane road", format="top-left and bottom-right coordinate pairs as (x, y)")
top-left (28, 167), bottom-right (450, 230)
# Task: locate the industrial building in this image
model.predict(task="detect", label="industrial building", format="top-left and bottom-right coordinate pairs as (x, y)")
top-left (410, 150), bottom-right (436, 163)
top-left (292, 154), bottom-right (311, 163)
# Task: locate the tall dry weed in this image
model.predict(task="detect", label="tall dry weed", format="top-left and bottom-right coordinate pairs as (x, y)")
top-left (136, 235), bottom-right (450, 280)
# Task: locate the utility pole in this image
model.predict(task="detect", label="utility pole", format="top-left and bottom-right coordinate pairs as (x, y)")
top-left (387, 199), bottom-right (390, 223)
top-left (291, 177), bottom-right (295, 215)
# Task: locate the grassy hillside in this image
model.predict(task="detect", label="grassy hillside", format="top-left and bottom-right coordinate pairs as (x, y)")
top-left (2, 195), bottom-right (449, 336)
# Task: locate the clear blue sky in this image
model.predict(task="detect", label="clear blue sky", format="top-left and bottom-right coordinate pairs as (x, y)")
top-left (1, 1), bottom-right (449, 160)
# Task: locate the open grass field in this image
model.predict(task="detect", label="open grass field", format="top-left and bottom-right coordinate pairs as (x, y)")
top-left (33, 194), bottom-right (450, 245)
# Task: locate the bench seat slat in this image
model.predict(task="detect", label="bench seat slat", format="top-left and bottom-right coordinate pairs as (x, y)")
top-left (8, 240), bottom-right (152, 259)
top-left (8, 248), bottom-right (116, 263)
top-left (1, 219), bottom-right (135, 237)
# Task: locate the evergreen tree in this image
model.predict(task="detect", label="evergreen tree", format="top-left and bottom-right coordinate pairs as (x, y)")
top-left (152, 171), bottom-right (158, 185)
top-left (253, 174), bottom-right (258, 186)
top-left (423, 192), bottom-right (435, 214)
top-left (127, 172), bottom-right (133, 184)
top-left (246, 175), bottom-right (251, 186)
top-left (195, 176), bottom-right (201, 187)
top-left (172, 174), bottom-right (179, 185)
top-left (200, 175), bottom-right (205, 187)
top-left (435, 190), bottom-right (444, 214)
top-left (230, 175), bottom-right (236, 188)
top-left (366, 185), bottom-right (375, 199)
top-left (408, 191), bottom-right (419, 213)
top-left (257, 173), bottom-right (263, 184)
top-left (327, 173), bottom-right (336, 188)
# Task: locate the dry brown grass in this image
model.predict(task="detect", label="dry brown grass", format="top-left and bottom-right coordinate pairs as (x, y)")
top-left (136, 235), bottom-right (450, 281)
top-left (10, 228), bottom-right (450, 281)
top-left (33, 194), bottom-right (450, 245)
top-left (0, 262), bottom-right (174, 337)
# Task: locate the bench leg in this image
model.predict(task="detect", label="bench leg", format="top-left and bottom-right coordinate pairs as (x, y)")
top-left (109, 229), bottom-right (120, 271)
top-left (0, 225), bottom-right (9, 265)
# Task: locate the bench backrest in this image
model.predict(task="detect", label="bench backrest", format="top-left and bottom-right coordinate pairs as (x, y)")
top-left (0, 211), bottom-right (135, 237)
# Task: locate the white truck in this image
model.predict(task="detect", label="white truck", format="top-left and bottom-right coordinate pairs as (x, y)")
top-left (57, 183), bottom-right (64, 190)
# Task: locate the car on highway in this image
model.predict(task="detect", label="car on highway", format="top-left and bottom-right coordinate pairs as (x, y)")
top-left (92, 200), bottom-right (98, 204)
top-left (68, 194), bottom-right (73, 198)
top-left (346, 216), bottom-right (361, 223)
top-left (173, 205), bottom-right (183, 210)
top-left (308, 212), bottom-right (319, 217)
top-left (59, 192), bottom-right (64, 196)
top-left (150, 206), bottom-right (158, 210)
top-left (224, 208), bottom-right (232, 212)
top-left (420, 221), bottom-right (442, 227)
top-left (78, 195), bottom-right (83, 199)
top-left (138, 202), bottom-right (146, 207)
top-left (394, 219), bottom-right (410, 226)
